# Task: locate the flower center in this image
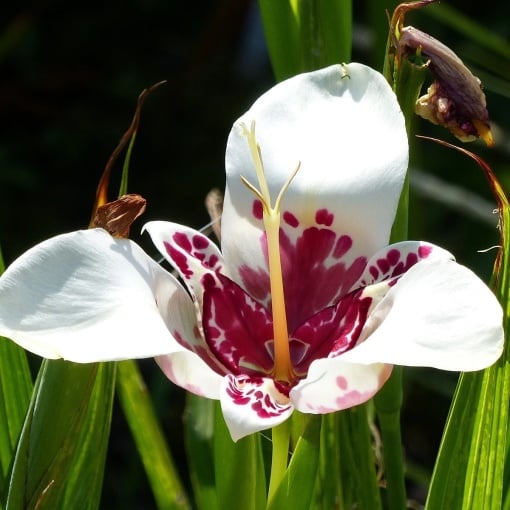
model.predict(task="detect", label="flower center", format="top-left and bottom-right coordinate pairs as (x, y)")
top-left (240, 121), bottom-right (300, 383)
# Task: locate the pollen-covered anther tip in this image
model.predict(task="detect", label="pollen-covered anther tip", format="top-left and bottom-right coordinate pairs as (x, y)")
top-left (92, 193), bottom-right (146, 238)
top-left (472, 119), bottom-right (494, 148)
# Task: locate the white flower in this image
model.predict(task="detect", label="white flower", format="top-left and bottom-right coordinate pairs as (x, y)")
top-left (0, 64), bottom-right (503, 441)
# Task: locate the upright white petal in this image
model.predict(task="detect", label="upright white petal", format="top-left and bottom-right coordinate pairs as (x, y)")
top-left (223, 63), bottom-right (408, 288)
top-left (0, 229), bottom-right (191, 362)
top-left (341, 258), bottom-right (504, 371)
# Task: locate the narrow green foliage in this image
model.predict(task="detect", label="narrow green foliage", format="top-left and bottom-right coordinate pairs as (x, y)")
top-left (184, 395), bottom-right (218, 510)
top-left (376, 50), bottom-right (429, 510)
top-left (317, 414), bottom-right (343, 508)
top-left (316, 407), bottom-right (382, 510)
top-left (119, 132), bottom-right (136, 197)
top-left (267, 419), bottom-right (291, 503)
top-left (258, 0), bottom-right (352, 82)
top-left (0, 244), bottom-right (33, 509)
top-left (298, 0), bottom-right (352, 72)
top-left (6, 360), bottom-right (115, 510)
top-left (258, 0), bottom-right (301, 82)
top-left (213, 405), bottom-right (266, 510)
top-left (374, 368), bottom-right (407, 510)
top-left (339, 405), bottom-right (382, 510)
top-left (116, 360), bottom-right (190, 510)
top-left (0, 341), bottom-right (32, 507)
top-left (266, 415), bottom-right (321, 510)
top-left (57, 362), bottom-right (116, 510)
top-left (425, 147), bottom-right (510, 510)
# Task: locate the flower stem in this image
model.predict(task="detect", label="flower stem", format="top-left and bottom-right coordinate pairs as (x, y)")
top-left (374, 366), bottom-right (407, 510)
top-left (267, 418), bottom-right (291, 505)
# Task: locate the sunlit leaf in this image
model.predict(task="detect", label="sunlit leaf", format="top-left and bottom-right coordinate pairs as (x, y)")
top-left (267, 415), bottom-right (321, 510)
top-left (0, 248), bottom-right (33, 507)
top-left (258, 0), bottom-right (352, 82)
top-left (116, 360), bottom-right (190, 510)
top-left (213, 404), bottom-right (266, 510)
top-left (425, 145), bottom-right (510, 510)
top-left (184, 394), bottom-right (218, 510)
top-left (6, 360), bottom-right (114, 510)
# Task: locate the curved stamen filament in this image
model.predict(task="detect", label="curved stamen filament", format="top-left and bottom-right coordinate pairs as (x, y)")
top-left (240, 121), bottom-right (300, 383)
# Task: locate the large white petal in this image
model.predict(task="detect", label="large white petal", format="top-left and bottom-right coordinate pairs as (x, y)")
top-left (0, 229), bottom-right (193, 362)
top-left (341, 259), bottom-right (504, 371)
top-left (222, 63), bottom-right (408, 290)
top-left (290, 358), bottom-right (392, 413)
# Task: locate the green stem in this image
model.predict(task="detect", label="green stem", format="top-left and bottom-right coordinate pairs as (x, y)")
top-left (376, 54), bottom-right (427, 510)
top-left (374, 367), bottom-right (407, 510)
top-left (267, 419), bottom-right (291, 505)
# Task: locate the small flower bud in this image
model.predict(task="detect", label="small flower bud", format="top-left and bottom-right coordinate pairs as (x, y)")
top-left (398, 25), bottom-right (492, 146)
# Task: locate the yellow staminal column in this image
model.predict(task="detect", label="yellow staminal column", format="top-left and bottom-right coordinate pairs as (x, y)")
top-left (241, 121), bottom-right (300, 383)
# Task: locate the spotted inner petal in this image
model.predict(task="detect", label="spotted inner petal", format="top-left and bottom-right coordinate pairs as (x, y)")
top-left (202, 273), bottom-right (275, 376)
top-left (202, 271), bottom-right (378, 386)
top-left (239, 213), bottom-right (367, 332)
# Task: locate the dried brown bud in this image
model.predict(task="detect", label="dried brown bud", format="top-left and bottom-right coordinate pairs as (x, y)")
top-left (205, 188), bottom-right (223, 242)
top-left (400, 26), bottom-right (493, 146)
top-left (92, 193), bottom-right (146, 238)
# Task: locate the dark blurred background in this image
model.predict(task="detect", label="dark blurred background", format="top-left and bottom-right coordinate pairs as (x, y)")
top-left (1, 0), bottom-right (509, 507)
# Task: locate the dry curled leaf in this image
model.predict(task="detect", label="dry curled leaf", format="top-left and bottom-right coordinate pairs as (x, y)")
top-left (92, 194), bottom-right (146, 238)
top-left (205, 188), bottom-right (223, 242)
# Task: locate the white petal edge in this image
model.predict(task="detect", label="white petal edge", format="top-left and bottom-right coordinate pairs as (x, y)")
top-left (0, 229), bottom-right (193, 362)
top-left (222, 63), bottom-right (408, 283)
top-left (341, 258), bottom-right (504, 371)
top-left (355, 240), bottom-right (454, 288)
top-left (220, 375), bottom-right (294, 441)
top-left (144, 220), bottom-right (225, 306)
top-left (290, 359), bottom-right (392, 413)
top-left (157, 352), bottom-right (223, 400)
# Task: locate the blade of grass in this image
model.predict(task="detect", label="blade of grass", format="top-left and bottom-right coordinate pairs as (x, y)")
top-left (0, 247), bottom-right (33, 508)
top-left (6, 360), bottom-right (114, 510)
top-left (424, 142), bottom-right (510, 510)
top-left (116, 360), bottom-right (190, 510)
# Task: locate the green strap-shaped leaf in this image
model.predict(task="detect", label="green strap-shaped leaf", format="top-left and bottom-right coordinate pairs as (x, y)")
top-left (258, 0), bottom-right (352, 82)
top-left (116, 360), bottom-right (191, 510)
top-left (0, 340), bottom-right (32, 507)
top-left (298, 0), bottom-right (352, 72)
top-left (258, 0), bottom-right (301, 82)
top-left (266, 415), bottom-right (321, 510)
top-left (57, 362), bottom-right (116, 509)
top-left (184, 394), bottom-right (218, 510)
top-left (425, 149), bottom-right (510, 510)
top-left (316, 406), bottom-right (382, 510)
top-left (213, 403), bottom-right (266, 510)
top-left (0, 247), bottom-right (33, 508)
top-left (6, 360), bottom-right (115, 510)
top-left (375, 57), bottom-right (428, 510)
